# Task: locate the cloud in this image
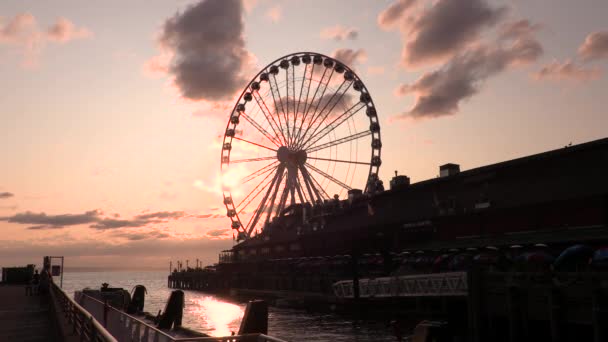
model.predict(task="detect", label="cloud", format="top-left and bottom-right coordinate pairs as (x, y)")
top-left (265, 5), bottom-right (282, 23)
top-left (2, 208), bottom-right (188, 230)
top-left (320, 25), bottom-right (358, 41)
top-left (89, 218), bottom-right (148, 230)
top-left (91, 210), bottom-right (186, 230)
top-left (498, 19), bottom-right (541, 41)
top-left (134, 211), bottom-right (185, 220)
top-left (46, 17), bottom-right (92, 43)
top-left (405, 0), bottom-right (507, 67)
top-left (578, 31), bottom-right (608, 61)
top-left (112, 229), bottom-right (171, 241)
top-left (1, 210), bottom-right (101, 229)
top-left (0, 13), bottom-right (36, 43)
top-left (377, 0), bottom-right (416, 30)
top-left (396, 26), bottom-right (543, 119)
top-left (149, 0), bottom-right (253, 101)
top-left (534, 60), bottom-right (601, 82)
top-left (0, 13), bottom-right (91, 66)
top-left (0, 192), bottom-right (14, 199)
top-left (378, 0), bottom-right (507, 68)
top-left (206, 228), bottom-right (229, 238)
top-left (332, 48), bottom-right (367, 68)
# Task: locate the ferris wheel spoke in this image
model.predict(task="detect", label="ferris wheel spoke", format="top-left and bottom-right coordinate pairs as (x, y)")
top-left (295, 68), bottom-right (335, 150)
top-left (230, 156), bottom-right (276, 164)
top-left (307, 156), bottom-right (370, 166)
top-left (263, 167), bottom-right (286, 224)
top-left (293, 66), bottom-right (328, 147)
top-left (232, 136), bottom-right (277, 152)
top-left (298, 165), bottom-right (320, 204)
top-left (293, 63), bottom-right (314, 148)
top-left (307, 131), bottom-right (371, 153)
top-left (252, 91), bottom-right (287, 145)
top-left (276, 176), bottom-right (292, 217)
top-left (246, 166), bottom-right (284, 236)
top-left (305, 162), bottom-right (353, 191)
top-left (240, 111), bottom-right (282, 147)
top-left (302, 101), bottom-right (366, 150)
top-left (284, 66), bottom-right (294, 147)
top-left (303, 165), bottom-right (330, 200)
top-left (269, 74), bottom-right (289, 144)
top-left (237, 164), bottom-right (279, 211)
top-left (240, 161), bottom-right (278, 185)
top-left (298, 80), bottom-right (352, 149)
top-left (289, 64), bottom-right (298, 147)
top-left (299, 165), bottom-right (325, 202)
top-left (294, 175), bottom-right (307, 204)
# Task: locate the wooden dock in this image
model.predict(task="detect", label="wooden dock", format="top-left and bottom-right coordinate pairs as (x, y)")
top-left (0, 285), bottom-right (55, 341)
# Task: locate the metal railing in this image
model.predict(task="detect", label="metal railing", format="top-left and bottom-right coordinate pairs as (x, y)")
top-left (333, 271), bottom-right (468, 299)
top-left (76, 292), bottom-right (287, 342)
top-left (49, 280), bottom-right (117, 342)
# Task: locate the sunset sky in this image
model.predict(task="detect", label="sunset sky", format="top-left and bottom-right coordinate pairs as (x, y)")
top-left (1, 0), bottom-right (607, 270)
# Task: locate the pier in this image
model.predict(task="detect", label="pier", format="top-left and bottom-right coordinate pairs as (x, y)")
top-left (0, 285), bottom-right (54, 341)
top-left (169, 268), bottom-right (608, 341)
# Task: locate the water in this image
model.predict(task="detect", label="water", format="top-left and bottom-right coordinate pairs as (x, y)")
top-left (61, 271), bottom-right (397, 342)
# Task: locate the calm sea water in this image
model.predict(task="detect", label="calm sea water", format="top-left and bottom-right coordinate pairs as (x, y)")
top-left (61, 271), bottom-right (397, 342)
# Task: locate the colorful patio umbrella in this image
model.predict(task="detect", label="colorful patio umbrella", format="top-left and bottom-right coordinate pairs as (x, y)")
top-left (553, 244), bottom-right (593, 271)
top-left (590, 247), bottom-right (608, 269)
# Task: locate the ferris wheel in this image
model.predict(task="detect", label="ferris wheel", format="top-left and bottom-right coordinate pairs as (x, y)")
top-left (221, 52), bottom-right (381, 241)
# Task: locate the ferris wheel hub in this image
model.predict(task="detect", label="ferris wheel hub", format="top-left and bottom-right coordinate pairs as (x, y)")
top-left (277, 146), bottom-right (307, 167)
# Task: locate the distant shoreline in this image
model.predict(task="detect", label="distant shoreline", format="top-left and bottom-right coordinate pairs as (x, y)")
top-left (63, 267), bottom-right (168, 273)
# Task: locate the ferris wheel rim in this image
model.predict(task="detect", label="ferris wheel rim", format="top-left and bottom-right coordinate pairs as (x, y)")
top-left (220, 52), bottom-right (382, 240)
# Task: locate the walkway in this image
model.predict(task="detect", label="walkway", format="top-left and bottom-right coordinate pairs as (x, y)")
top-left (0, 285), bottom-right (55, 342)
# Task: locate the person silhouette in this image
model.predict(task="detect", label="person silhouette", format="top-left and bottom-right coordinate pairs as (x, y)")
top-left (32, 270), bottom-right (40, 295)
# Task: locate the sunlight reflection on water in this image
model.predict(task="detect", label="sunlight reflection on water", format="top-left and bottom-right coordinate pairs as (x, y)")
top-left (191, 296), bottom-right (243, 336)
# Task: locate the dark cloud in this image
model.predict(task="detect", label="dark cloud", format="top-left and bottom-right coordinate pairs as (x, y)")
top-left (2, 208), bottom-right (188, 230)
top-left (0, 192), bottom-right (14, 198)
top-left (578, 31), bottom-right (608, 61)
top-left (135, 211), bottom-right (185, 220)
top-left (1, 210), bottom-right (101, 228)
top-left (194, 214), bottom-right (214, 219)
top-left (90, 218), bottom-right (149, 230)
top-left (320, 25), bottom-right (359, 41)
top-left (158, 0), bottom-right (251, 101)
top-left (45, 18), bottom-right (91, 43)
top-left (377, 0), bottom-right (416, 30)
top-left (498, 19), bottom-right (541, 41)
top-left (534, 60), bottom-right (601, 82)
top-left (332, 48), bottom-right (367, 69)
top-left (396, 27), bottom-right (543, 119)
top-left (27, 225), bottom-right (63, 230)
top-left (112, 229), bottom-right (171, 241)
top-left (402, 0), bottom-right (507, 67)
top-left (206, 228), bottom-right (229, 238)
top-left (91, 211), bottom-right (185, 230)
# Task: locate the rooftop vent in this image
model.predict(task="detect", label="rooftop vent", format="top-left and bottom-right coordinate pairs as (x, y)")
top-left (439, 163), bottom-right (460, 177)
top-left (390, 171), bottom-right (410, 190)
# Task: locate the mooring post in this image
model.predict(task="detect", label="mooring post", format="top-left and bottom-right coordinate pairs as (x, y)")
top-left (467, 266), bottom-right (482, 342)
top-left (549, 287), bottom-right (561, 342)
top-left (591, 280), bottom-right (603, 342)
top-left (351, 253), bottom-right (360, 301)
top-left (506, 285), bottom-right (519, 342)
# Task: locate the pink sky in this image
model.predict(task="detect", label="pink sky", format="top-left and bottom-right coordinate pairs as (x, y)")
top-left (1, 0), bottom-right (607, 269)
